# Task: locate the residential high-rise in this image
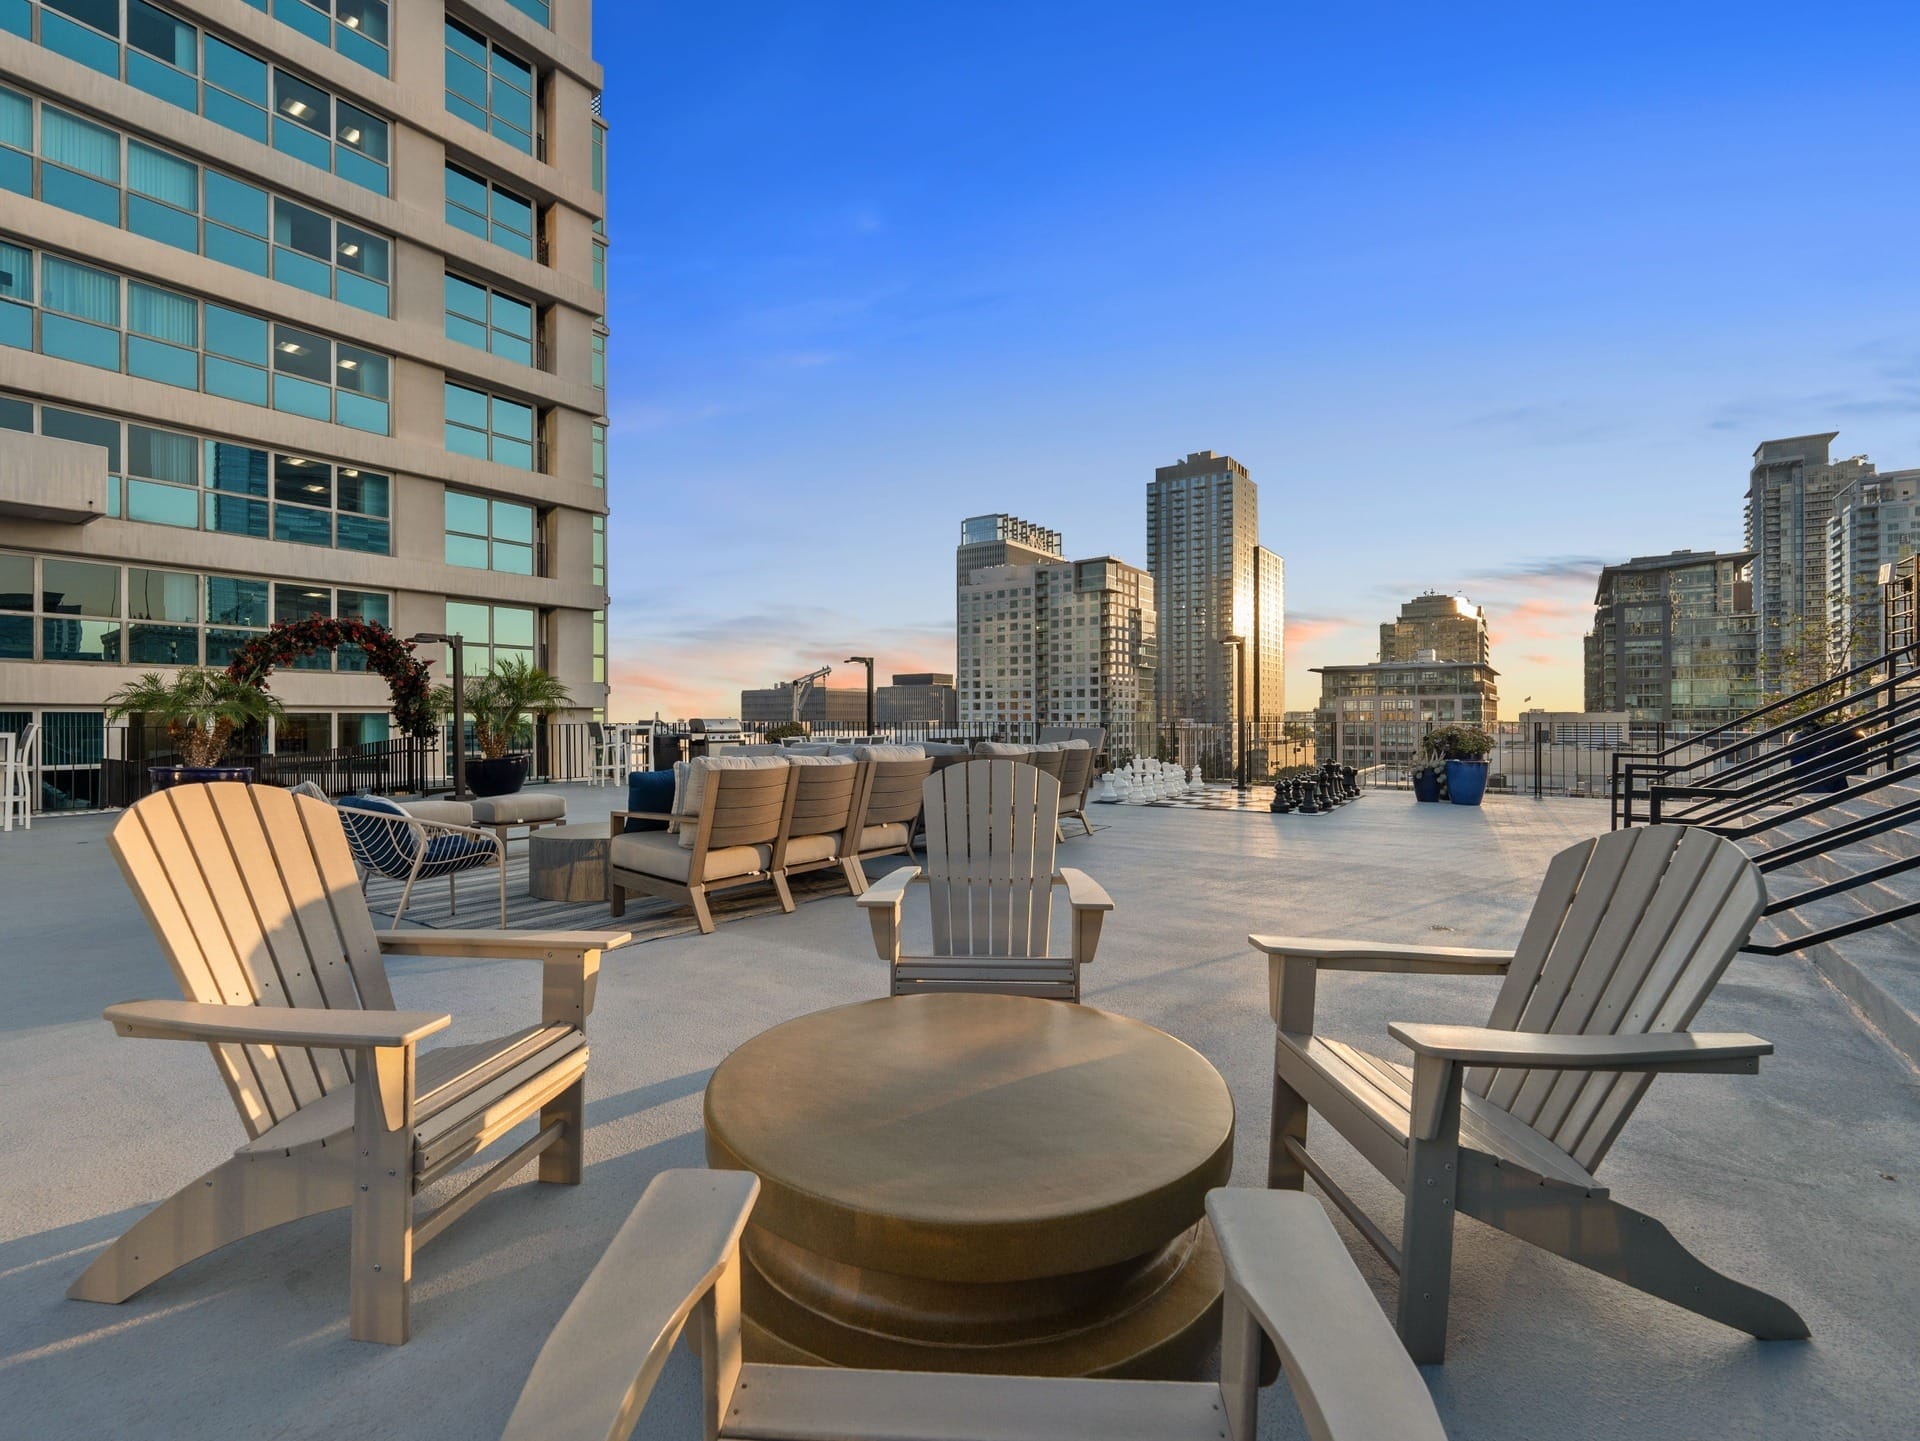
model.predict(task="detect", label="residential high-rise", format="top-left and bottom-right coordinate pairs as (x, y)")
top-left (1746, 433), bottom-right (1874, 690)
top-left (1584, 550), bottom-right (1758, 739)
top-left (1145, 450), bottom-right (1284, 731)
top-left (955, 512), bottom-right (1061, 590)
top-left (956, 522), bottom-right (1156, 756)
top-left (1827, 470), bottom-right (1920, 668)
top-left (1380, 593), bottom-right (1489, 664)
top-left (0, 0), bottom-right (610, 804)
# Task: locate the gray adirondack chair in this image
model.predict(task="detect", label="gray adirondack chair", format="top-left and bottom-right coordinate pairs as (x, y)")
top-left (857, 759), bottom-right (1112, 1000)
top-left (1254, 823), bottom-right (1810, 1363)
top-left (70, 782), bottom-right (629, 1343)
top-left (501, 1170), bottom-right (1448, 1441)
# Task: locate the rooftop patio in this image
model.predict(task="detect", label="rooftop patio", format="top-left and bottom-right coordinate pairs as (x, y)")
top-left (1, 788), bottom-right (1913, 1439)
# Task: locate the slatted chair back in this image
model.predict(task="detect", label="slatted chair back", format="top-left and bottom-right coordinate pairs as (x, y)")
top-left (780, 760), bottom-right (859, 842)
top-left (921, 759), bottom-right (1062, 958)
top-left (1026, 747), bottom-right (1066, 781)
top-left (855, 757), bottom-right (935, 829)
top-left (1057, 745), bottom-right (1094, 805)
top-left (696, 766), bottom-right (794, 852)
top-left (106, 782), bottom-right (394, 1142)
top-left (1469, 824), bottom-right (1766, 1171)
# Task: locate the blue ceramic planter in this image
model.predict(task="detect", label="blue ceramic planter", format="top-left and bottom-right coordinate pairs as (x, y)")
top-left (1445, 759), bottom-right (1489, 806)
top-left (1412, 767), bottom-right (1442, 802)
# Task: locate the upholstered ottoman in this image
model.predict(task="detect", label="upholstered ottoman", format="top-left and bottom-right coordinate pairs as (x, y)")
top-left (469, 791), bottom-right (567, 841)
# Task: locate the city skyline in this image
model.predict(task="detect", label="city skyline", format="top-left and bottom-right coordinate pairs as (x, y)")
top-left (600, 3), bottom-right (1920, 720)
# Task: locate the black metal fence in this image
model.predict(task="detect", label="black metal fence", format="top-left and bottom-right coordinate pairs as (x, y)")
top-left (106, 726), bottom-right (439, 808)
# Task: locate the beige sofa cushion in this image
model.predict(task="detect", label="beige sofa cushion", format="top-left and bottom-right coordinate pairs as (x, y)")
top-left (780, 832), bottom-right (840, 866)
top-left (783, 753), bottom-right (855, 768)
top-left (973, 741), bottom-right (1031, 757)
top-left (611, 830), bottom-right (769, 883)
top-left (851, 744), bottom-right (924, 761)
top-left (400, 798), bottom-right (474, 825)
top-left (857, 821), bottom-right (910, 851)
top-left (469, 792), bottom-right (566, 825)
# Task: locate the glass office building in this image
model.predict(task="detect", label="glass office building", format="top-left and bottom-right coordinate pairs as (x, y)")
top-left (0, 0), bottom-right (610, 805)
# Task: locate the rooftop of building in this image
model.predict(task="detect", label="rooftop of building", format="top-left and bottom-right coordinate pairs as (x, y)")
top-left (2, 786), bottom-right (1911, 1438)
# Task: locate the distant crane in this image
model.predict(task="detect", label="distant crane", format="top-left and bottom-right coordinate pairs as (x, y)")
top-left (788, 665), bottom-right (832, 723)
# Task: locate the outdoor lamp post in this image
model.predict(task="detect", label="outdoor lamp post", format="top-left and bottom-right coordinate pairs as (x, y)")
top-left (847, 655), bottom-right (875, 734)
top-left (1224, 635), bottom-right (1249, 789)
top-left (410, 631), bottom-right (467, 800)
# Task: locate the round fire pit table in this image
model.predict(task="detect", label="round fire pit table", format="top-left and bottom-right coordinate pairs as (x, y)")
top-left (703, 992), bottom-right (1235, 1378)
top-left (526, 822), bottom-right (612, 902)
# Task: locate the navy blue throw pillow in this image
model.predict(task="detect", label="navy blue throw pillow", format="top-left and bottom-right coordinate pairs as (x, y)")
top-left (624, 770), bottom-right (675, 831)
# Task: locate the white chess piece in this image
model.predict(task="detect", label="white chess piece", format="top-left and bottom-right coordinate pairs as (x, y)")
top-left (1188, 765), bottom-right (1204, 792)
top-left (1093, 770), bottom-right (1115, 803)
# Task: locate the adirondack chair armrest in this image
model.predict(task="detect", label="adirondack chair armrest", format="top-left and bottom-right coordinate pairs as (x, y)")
top-left (503, 1169), bottom-right (762, 1441)
top-left (1252, 937), bottom-right (1513, 1033)
top-left (1208, 1188), bottom-right (1447, 1441)
top-left (855, 866), bottom-right (921, 964)
top-left (1053, 867), bottom-right (1114, 912)
top-left (378, 931), bottom-right (628, 1024)
top-left (1249, 934), bottom-right (1514, 973)
top-left (1387, 1023), bottom-right (1773, 1073)
top-left (103, 999), bottom-right (451, 1049)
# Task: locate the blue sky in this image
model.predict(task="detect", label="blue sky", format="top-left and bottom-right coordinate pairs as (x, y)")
top-left (599, 2), bottom-right (1920, 719)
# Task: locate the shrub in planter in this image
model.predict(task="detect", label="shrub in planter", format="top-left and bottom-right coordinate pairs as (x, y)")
top-left (106, 667), bottom-right (284, 786)
top-left (435, 657), bottom-right (573, 796)
top-left (1421, 724), bottom-right (1494, 807)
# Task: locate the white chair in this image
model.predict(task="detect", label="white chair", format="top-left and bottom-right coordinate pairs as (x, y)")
top-left (3, 720), bottom-right (39, 831)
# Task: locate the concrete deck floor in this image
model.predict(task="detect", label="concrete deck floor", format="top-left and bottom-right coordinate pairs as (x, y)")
top-left (1, 789), bottom-right (1914, 1440)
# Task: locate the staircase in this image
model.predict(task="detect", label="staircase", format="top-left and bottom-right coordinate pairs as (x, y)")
top-left (1612, 645), bottom-right (1920, 1066)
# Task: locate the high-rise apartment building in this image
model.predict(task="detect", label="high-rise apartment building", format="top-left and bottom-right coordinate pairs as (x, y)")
top-left (1145, 450), bottom-right (1283, 730)
top-left (1827, 470), bottom-right (1920, 668)
top-left (1584, 550), bottom-right (1758, 739)
top-left (956, 522), bottom-right (1156, 757)
top-left (0, 0), bottom-right (610, 804)
top-left (1380, 593), bottom-right (1489, 664)
top-left (955, 512), bottom-right (1061, 590)
top-left (1746, 433), bottom-right (1874, 691)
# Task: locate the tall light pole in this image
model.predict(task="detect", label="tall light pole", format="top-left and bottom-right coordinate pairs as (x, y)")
top-left (846, 656), bottom-right (875, 734)
top-left (1224, 635), bottom-right (1248, 789)
top-left (411, 631), bottom-right (467, 800)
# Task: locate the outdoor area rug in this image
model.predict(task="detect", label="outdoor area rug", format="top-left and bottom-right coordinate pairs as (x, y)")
top-left (365, 855), bottom-right (867, 948)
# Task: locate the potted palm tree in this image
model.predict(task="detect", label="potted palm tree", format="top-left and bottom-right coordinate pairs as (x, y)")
top-left (440, 657), bottom-right (574, 797)
top-left (1422, 723), bottom-right (1494, 806)
top-left (106, 667), bottom-right (285, 790)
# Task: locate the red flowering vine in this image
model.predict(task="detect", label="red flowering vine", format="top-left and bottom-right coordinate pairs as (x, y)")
top-left (225, 617), bottom-right (437, 739)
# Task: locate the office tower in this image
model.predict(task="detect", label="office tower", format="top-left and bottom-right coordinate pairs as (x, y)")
top-left (0, 0), bottom-right (610, 804)
top-left (1827, 470), bottom-right (1920, 668)
top-left (1585, 550), bottom-right (1759, 740)
top-left (1312, 654), bottom-right (1499, 770)
top-left (739, 684), bottom-right (867, 726)
top-left (1380, 593), bottom-right (1490, 664)
top-left (955, 523), bottom-right (1156, 756)
top-left (1145, 451), bottom-right (1284, 731)
top-left (1746, 433), bottom-right (1874, 691)
top-left (875, 673), bottom-right (958, 726)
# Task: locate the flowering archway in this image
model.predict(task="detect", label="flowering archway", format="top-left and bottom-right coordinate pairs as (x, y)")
top-left (225, 617), bottom-right (436, 738)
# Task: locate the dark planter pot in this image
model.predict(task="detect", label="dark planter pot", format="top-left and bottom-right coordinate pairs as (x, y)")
top-left (1412, 767), bottom-right (1442, 803)
top-left (1789, 725), bottom-right (1864, 795)
top-left (1445, 759), bottom-right (1489, 806)
top-left (148, 765), bottom-right (254, 792)
top-left (465, 754), bottom-right (530, 797)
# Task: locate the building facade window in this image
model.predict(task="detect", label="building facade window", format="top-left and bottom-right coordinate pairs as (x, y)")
top-left (591, 238), bottom-right (606, 293)
top-left (445, 599), bottom-right (535, 673)
top-left (444, 382), bottom-right (536, 470)
top-left (591, 514), bottom-right (605, 585)
top-left (590, 120), bottom-right (605, 194)
top-left (0, 548), bottom-right (386, 666)
top-left (443, 273), bottom-right (534, 365)
top-left (445, 20), bottom-right (535, 155)
top-left (590, 422), bottom-right (606, 486)
top-left (445, 162), bottom-right (534, 260)
top-left (251, 0), bottom-right (390, 78)
top-left (0, 389), bottom-right (391, 550)
top-left (591, 607), bottom-right (606, 686)
top-left (12, 2), bottom-right (390, 193)
top-left (0, 86), bottom-right (391, 315)
top-left (444, 490), bottom-right (535, 574)
top-left (590, 327), bottom-right (605, 388)
top-left (499, 0), bottom-right (549, 28)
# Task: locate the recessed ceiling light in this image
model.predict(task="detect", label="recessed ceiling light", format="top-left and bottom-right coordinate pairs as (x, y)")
top-left (286, 457), bottom-right (309, 466)
top-left (343, 14), bottom-right (360, 27)
top-left (341, 127), bottom-right (362, 145)
top-left (278, 341), bottom-right (304, 354)
top-left (342, 468), bottom-right (360, 477)
top-left (338, 358), bottom-right (359, 370)
top-left (283, 99), bottom-right (310, 119)
top-left (338, 242), bottom-right (360, 257)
